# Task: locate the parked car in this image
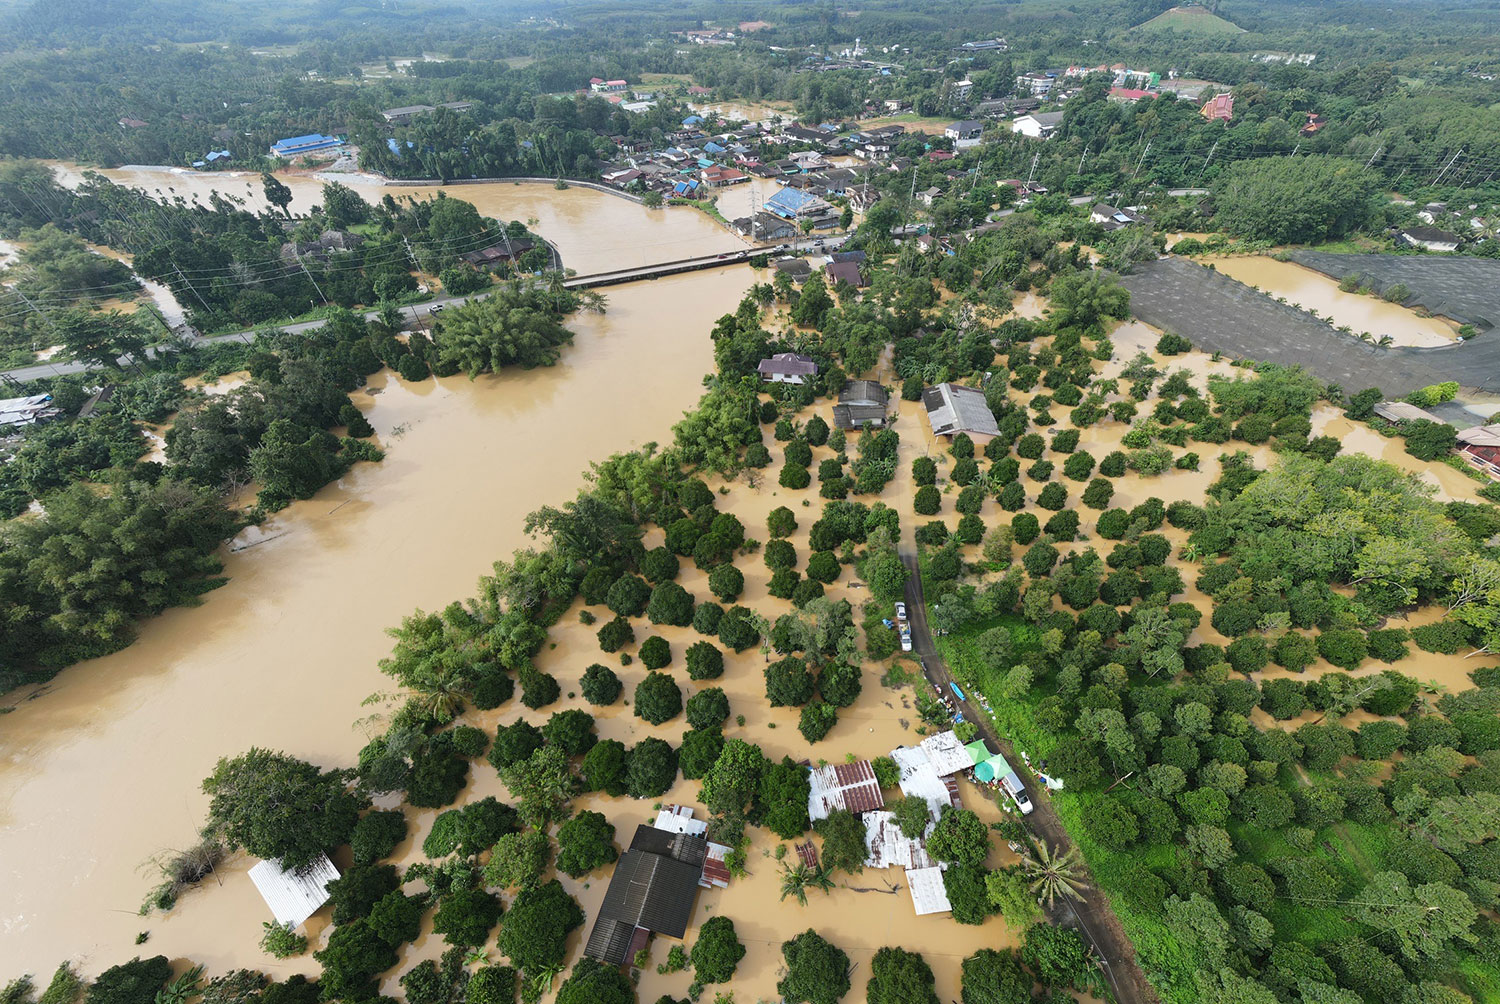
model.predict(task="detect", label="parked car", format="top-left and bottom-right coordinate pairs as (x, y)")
top-left (899, 624), bottom-right (913, 652)
top-left (895, 602), bottom-right (907, 621)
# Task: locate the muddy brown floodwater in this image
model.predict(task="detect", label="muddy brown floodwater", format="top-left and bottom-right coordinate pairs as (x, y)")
top-left (1198, 254), bottom-right (1459, 348)
top-left (0, 266), bottom-right (755, 977)
top-left (40, 163), bottom-right (745, 273)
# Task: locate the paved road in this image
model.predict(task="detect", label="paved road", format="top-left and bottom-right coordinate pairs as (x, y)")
top-left (899, 552), bottom-right (1158, 1004)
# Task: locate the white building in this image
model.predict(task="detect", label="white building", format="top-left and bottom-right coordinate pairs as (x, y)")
top-left (1014, 73), bottom-right (1054, 96)
top-left (944, 120), bottom-right (984, 150)
top-left (1012, 111), bottom-right (1064, 139)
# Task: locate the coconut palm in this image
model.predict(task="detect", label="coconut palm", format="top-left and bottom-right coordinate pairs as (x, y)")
top-left (780, 861), bottom-right (813, 905)
top-left (410, 668), bottom-right (466, 722)
top-left (1024, 840), bottom-right (1088, 907)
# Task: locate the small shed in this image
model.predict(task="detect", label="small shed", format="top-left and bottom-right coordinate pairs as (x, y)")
top-left (1372, 401), bottom-right (1445, 424)
top-left (808, 759), bottom-right (885, 820)
top-left (248, 853), bottom-right (341, 929)
top-left (833, 379), bottom-right (888, 430)
top-left (919, 731), bottom-right (974, 777)
top-left (906, 865), bottom-right (953, 916)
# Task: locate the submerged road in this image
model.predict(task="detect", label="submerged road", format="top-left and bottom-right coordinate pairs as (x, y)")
top-left (899, 551), bottom-right (1158, 1004)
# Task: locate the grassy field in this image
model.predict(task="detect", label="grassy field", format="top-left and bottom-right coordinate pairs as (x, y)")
top-left (1132, 4), bottom-right (1245, 34)
top-left (641, 72), bottom-right (696, 85)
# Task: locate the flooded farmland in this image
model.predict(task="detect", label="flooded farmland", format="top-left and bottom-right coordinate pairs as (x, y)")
top-left (1199, 254), bottom-right (1459, 348)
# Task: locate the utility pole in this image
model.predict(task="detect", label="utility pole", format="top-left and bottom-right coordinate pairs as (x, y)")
top-left (1199, 139), bottom-right (1219, 180)
top-left (14, 288), bottom-right (65, 377)
top-left (1289, 142), bottom-right (1299, 158)
top-left (1025, 152), bottom-right (1040, 186)
top-left (1078, 145), bottom-right (1089, 174)
top-left (1430, 148), bottom-right (1463, 187)
top-left (173, 264), bottom-right (211, 312)
top-left (1364, 145), bottom-right (1383, 169)
top-left (1131, 140), bottom-right (1152, 178)
top-left (294, 250), bottom-right (329, 306)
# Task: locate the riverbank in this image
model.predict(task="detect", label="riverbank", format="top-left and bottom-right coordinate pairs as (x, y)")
top-left (0, 267), bottom-right (755, 974)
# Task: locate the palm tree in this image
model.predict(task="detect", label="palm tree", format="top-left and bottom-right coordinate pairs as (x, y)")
top-left (411, 668), bottom-right (465, 722)
top-left (544, 270), bottom-right (568, 311)
top-left (780, 861), bottom-right (812, 905)
top-left (1024, 840), bottom-right (1087, 907)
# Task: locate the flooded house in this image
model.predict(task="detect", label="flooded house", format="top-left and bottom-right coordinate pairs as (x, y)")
top-left (583, 824), bottom-right (709, 966)
top-left (1456, 424), bottom-right (1500, 478)
top-left (832, 379), bottom-right (889, 430)
top-left (922, 382), bottom-right (1000, 443)
top-left (757, 352), bottom-right (819, 385)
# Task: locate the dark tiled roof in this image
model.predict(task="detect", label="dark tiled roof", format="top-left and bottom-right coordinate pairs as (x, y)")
top-left (758, 352), bottom-right (819, 377)
top-left (839, 379), bottom-right (887, 406)
top-left (584, 826), bottom-right (708, 965)
top-left (833, 403), bottom-right (887, 429)
top-left (824, 261), bottom-right (865, 287)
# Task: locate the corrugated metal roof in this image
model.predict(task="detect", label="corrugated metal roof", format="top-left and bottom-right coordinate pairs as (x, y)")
top-left (922, 383), bottom-right (1000, 438)
top-left (586, 825), bottom-right (708, 964)
top-left (863, 810), bottom-right (936, 869)
top-left (807, 759), bottom-right (885, 820)
top-left (248, 853), bottom-right (340, 929)
top-left (1457, 424), bottom-right (1500, 447)
top-left (1373, 401), bottom-right (1444, 424)
top-left (906, 865), bottom-right (952, 915)
top-left (920, 731), bottom-right (974, 776)
top-left (892, 745), bottom-right (953, 816)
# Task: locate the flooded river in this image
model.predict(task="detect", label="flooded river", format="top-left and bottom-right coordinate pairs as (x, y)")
top-left (40, 163), bottom-right (744, 273)
top-left (0, 265), bottom-right (754, 976)
top-left (1199, 254), bottom-right (1459, 348)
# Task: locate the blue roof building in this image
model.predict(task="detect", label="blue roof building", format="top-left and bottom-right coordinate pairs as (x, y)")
top-left (703, 141), bottom-right (727, 155)
top-left (673, 179), bottom-right (701, 196)
top-left (765, 186), bottom-right (831, 219)
top-left (205, 149), bottom-right (232, 162)
top-left (269, 133), bottom-right (343, 158)
top-left (682, 115), bottom-right (705, 126)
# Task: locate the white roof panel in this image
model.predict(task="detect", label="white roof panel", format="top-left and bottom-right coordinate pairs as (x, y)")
top-left (906, 865), bottom-right (952, 915)
top-left (248, 853), bottom-right (340, 929)
top-left (919, 731), bottom-right (974, 776)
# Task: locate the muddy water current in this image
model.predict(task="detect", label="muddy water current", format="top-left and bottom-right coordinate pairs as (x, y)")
top-left (0, 266), bottom-right (755, 978)
top-left (40, 163), bottom-right (744, 273)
